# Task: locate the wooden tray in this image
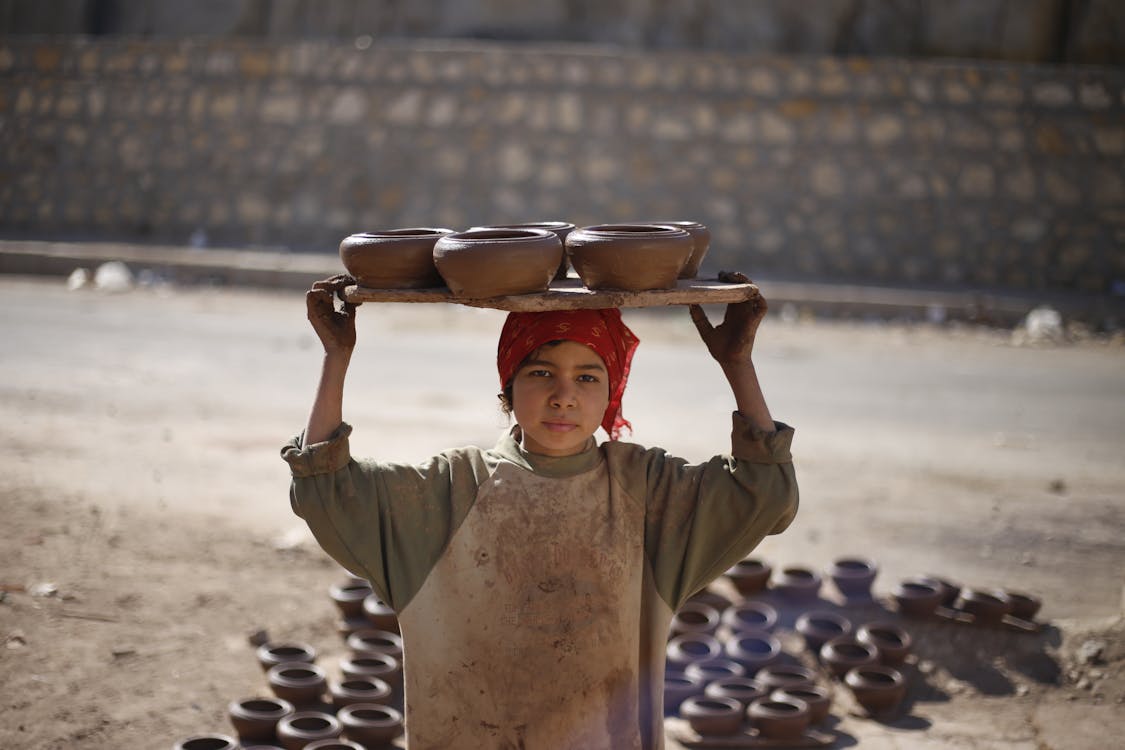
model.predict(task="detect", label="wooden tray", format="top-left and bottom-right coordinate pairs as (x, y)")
top-left (344, 277), bottom-right (759, 312)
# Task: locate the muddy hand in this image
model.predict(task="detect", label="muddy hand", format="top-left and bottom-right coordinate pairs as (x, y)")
top-left (306, 274), bottom-right (360, 353)
top-left (688, 288), bottom-right (768, 366)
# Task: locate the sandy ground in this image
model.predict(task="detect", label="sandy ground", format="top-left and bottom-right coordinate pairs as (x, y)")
top-left (1, 274), bottom-right (1123, 749)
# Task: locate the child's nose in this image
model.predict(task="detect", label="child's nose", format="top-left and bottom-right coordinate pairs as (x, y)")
top-left (549, 380), bottom-right (578, 407)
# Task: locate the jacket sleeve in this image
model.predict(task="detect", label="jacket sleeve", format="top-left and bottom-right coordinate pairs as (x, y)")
top-left (620, 412), bottom-right (798, 612)
top-left (280, 423), bottom-right (486, 612)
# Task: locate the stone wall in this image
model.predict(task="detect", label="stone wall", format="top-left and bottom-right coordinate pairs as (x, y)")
top-left (1, 36), bottom-right (1122, 293)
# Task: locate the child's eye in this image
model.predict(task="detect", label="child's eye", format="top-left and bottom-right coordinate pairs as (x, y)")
top-left (527, 369), bottom-right (551, 378)
top-left (578, 374), bottom-right (600, 383)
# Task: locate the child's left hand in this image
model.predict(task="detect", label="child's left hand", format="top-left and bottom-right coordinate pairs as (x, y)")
top-left (688, 281), bottom-right (768, 367)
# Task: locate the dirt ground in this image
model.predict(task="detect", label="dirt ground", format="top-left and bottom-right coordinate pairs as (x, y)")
top-left (1, 274), bottom-right (1123, 749)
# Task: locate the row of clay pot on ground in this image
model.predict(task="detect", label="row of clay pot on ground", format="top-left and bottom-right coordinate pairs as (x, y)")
top-left (339, 220), bottom-right (712, 297)
top-left (723, 555), bottom-right (1044, 628)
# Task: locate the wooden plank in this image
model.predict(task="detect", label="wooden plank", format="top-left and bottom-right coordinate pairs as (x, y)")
top-left (344, 277), bottom-right (759, 311)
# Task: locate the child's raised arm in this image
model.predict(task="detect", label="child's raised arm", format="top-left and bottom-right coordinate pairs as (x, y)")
top-left (688, 276), bottom-right (776, 435)
top-left (304, 274), bottom-right (359, 445)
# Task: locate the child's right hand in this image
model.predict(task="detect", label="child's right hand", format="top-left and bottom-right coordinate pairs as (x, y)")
top-left (306, 274), bottom-right (360, 353)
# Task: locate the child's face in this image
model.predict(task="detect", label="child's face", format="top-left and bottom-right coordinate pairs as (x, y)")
top-left (511, 340), bottom-right (611, 457)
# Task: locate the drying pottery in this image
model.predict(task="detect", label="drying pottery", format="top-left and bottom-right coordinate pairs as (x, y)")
top-left (666, 632), bottom-right (724, 672)
top-left (339, 228), bottom-right (453, 289)
top-left (339, 652), bottom-right (402, 688)
top-left (649, 221), bottom-right (710, 278)
top-left (471, 221), bottom-right (576, 279)
top-left (772, 566), bottom-right (823, 601)
top-left (923, 575), bottom-right (962, 607)
top-left (826, 557), bottom-right (878, 598)
top-left (361, 595), bottom-right (399, 634)
top-left (173, 736), bottom-right (239, 750)
top-left (565, 223), bottom-right (694, 291)
top-left (276, 711), bottom-right (342, 750)
top-left (337, 703), bottom-right (404, 747)
top-left (955, 588), bottom-right (1012, 626)
top-left (671, 601), bottom-right (722, 636)
top-left (771, 685), bottom-right (832, 725)
top-left (304, 741), bottom-right (366, 750)
top-left (242, 745), bottom-right (285, 750)
top-left (335, 615), bottom-right (372, 640)
top-left (844, 665), bottom-right (907, 716)
top-left (1005, 590), bottom-right (1042, 620)
top-left (795, 610), bottom-right (853, 652)
top-left (328, 580), bottom-right (373, 618)
top-left (704, 677), bottom-right (768, 710)
top-left (754, 664), bottom-right (820, 692)
top-left (329, 677), bottom-right (393, 709)
top-left (664, 672), bottom-right (706, 715)
top-left (687, 588), bottom-right (733, 614)
top-left (747, 697), bottom-right (811, 740)
top-left (819, 637), bottom-right (879, 679)
top-left (346, 629), bottom-right (404, 660)
top-left (856, 622), bottom-right (913, 666)
top-left (892, 577), bottom-right (943, 618)
top-left (679, 695), bottom-right (745, 736)
top-left (432, 228), bottom-right (563, 298)
top-left (256, 642), bottom-right (317, 672)
top-left (267, 662), bottom-right (328, 707)
top-left (723, 558), bottom-right (772, 596)
top-left (685, 657), bottom-right (746, 684)
top-left (723, 631), bottom-right (782, 674)
top-left (720, 600), bottom-right (779, 635)
top-left (228, 696), bottom-right (295, 742)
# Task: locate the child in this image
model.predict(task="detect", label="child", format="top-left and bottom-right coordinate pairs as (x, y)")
top-left (282, 273), bottom-right (798, 750)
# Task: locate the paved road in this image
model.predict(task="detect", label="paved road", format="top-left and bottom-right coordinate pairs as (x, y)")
top-left (2, 275), bottom-right (1124, 623)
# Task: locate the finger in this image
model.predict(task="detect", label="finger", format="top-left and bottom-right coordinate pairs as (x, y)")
top-left (688, 304), bottom-right (713, 336)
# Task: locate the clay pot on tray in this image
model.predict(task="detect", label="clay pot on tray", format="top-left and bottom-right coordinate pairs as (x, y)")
top-left (337, 703), bottom-right (404, 747)
top-left (685, 657), bottom-right (746, 684)
top-left (1004, 590), bottom-right (1042, 621)
top-left (819, 637), bottom-right (879, 679)
top-left (329, 580), bottom-right (373, 619)
top-left (771, 566), bottom-right (823, 601)
top-left (648, 220), bottom-right (711, 278)
top-left (276, 711), bottom-right (342, 750)
top-left (747, 697), bottom-right (811, 740)
top-left (826, 556), bottom-right (878, 599)
top-left (795, 610), bottom-right (853, 652)
top-left (433, 228), bottom-right (563, 298)
top-left (844, 665), bottom-right (907, 717)
top-left (664, 672), bottom-right (706, 715)
top-left (339, 652), bottom-right (402, 688)
top-left (304, 740), bottom-right (366, 750)
top-left (329, 677), bottom-right (393, 710)
top-left (471, 221), bottom-right (575, 280)
top-left (565, 223), bottom-right (693, 291)
top-left (771, 685), bottom-right (832, 724)
top-left (724, 557), bottom-right (772, 596)
top-left (267, 662), bottom-right (328, 707)
top-left (679, 695), bottom-right (745, 736)
top-left (346, 629), bottom-right (404, 660)
top-left (228, 696), bottom-right (295, 742)
top-left (723, 630), bottom-right (782, 675)
top-left (721, 600), bottom-right (779, 635)
top-left (892, 577), bottom-right (944, 618)
top-left (666, 632), bottom-right (723, 673)
top-left (339, 228), bottom-right (453, 289)
top-left (923, 575), bottom-right (962, 607)
top-left (754, 664), bottom-right (820, 692)
top-left (856, 621), bottom-right (913, 666)
top-left (256, 642), bottom-right (317, 672)
top-left (361, 595), bottom-right (399, 633)
top-left (173, 735), bottom-right (239, 750)
top-left (955, 588), bottom-right (1012, 626)
top-left (670, 600), bottom-right (721, 637)
top-left (704, 677), bottom-right (768, 710)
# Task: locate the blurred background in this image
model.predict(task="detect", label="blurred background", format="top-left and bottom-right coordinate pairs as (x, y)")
top-left (0, 1), bottom-right (1123, 304)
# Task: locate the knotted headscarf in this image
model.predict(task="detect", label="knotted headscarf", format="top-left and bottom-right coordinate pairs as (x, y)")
top-left (497, 308), bottom-right (640, 440)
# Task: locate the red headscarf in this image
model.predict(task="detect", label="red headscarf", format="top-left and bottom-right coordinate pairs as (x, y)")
top-left (497, 308), bottom-right (640, 440)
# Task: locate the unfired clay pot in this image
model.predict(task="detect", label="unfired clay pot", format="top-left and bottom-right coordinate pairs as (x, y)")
top-left (723, 631), bottom-right (782, 674)
top-left (1005, 590), bottom-right (1042, 620)
top-left (844, 665), bottom-right (907, 716)
top-left (772, 566), bottom-right (823, 601)
top-left (724, 558), bottom-right (772, 596)
top-left (923, 575), bottom-right (962, 607)
top-left (671, 601), bottom-right (722, 636)
top-left (856, 622), bottom-right (913, 666)
top-left (228, 696), bottom-right (295, 742)
top-left (329, 677), bottom-right (394, 710)
top-left (339, 228), bottom-right (454, 289)
top-left (335, 615), bottom-right (373, 640)
top-left (256, 642), bottom-right (317, 672)
top-left (679, 695), bottom-right (745, 736)
top-left (339, 652), bottom-right (402, 688)
top-left (819, 637), bottom-right (879, 679)
top-left (361, 595), bottom-right (400, 634)
top-left (747, 697), bottom-right (811, 740)
top-left (346, 629), bottom-right (404, 660)
top-left (687, 588), bottom-right (733, 614)
top-left (721, 600), bottom-right (779, 635)
top-left (771, 685), bottom-right (832, 725)
top-left (955, 588), bottom-right (1012, 626)
top-left (892, 577), bottom-right (943, 618)
top-left (754, 664), bottom-right (820, 692)
top-left (433, 228), bottom-right (563, 298)
top-left (337, 703), bottom-right (404, 747)
top-left (303, 740), bottom-right (366, 750)
top-left (173, 735), bottom-right (239, 750)
top-left (685, 657), bottom-right (746, 684)
top-left (471, 221), bottom-right (576, 279)
top-left (275, 711), bottom-right (342, 750)
top-left (826, 557), bottom-right (878, 598)
top-left (795, 610), bottom-right (853, 652)
top-left (666, 633), bottom-right (724, 672)
top-left (565, 224), bottom-right (694, 291)
top-left (703, 677), bottom-right (768, 710)
top-left (664, 672), bottom-right (706, 715)
top-left (650, 220), bottom-right (711, 278)
top-left (328, 580), bottom-right (373, 618)
top-left (267, 662), bottom-right (328, 707)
